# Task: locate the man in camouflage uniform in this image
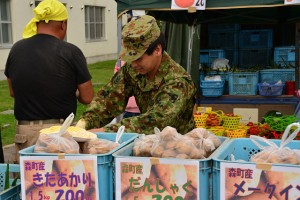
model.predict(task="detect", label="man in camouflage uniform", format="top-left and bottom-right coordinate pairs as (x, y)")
top-left (76, 15), bottom-right (197, 134)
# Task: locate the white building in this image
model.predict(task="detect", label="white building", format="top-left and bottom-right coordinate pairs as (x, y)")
top-left (0, 0), bottom-right (119, 79)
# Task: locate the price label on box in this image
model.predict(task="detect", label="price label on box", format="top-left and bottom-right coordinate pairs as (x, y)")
top-left (20, 156), bottom-right (99, 200)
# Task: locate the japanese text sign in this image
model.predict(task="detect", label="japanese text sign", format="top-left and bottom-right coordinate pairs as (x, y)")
top-left (171, 0), bottom-right (206, 10)
top-left (20, 156), bottom-right (98, 200)
top-left (115, 157), bottom-right (199, 199)
top-left (285, 0), bottom-right (300, 4)
top-left (220, 162), bottom-right (300, 199)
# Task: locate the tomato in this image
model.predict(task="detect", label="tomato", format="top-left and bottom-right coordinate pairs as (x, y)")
top-left (247, 122), bottom-right (254, 126)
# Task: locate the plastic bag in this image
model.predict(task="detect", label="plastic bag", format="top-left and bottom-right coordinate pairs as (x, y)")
top-left (185, 128), bottom-right (222, 158)
top-left (211, 58), bottom-right (230, 71)
top-left (204, 75), bottom-right (222, 81)
top-left (34, 132), bottom-right (79, 154)
top-left (250, 122), bottom-right (300, 165)
top-left (82, 138), bottom-right (119, 154)
top-left (82, 125), bottom-right (125, 154)
top-left (34, 113), bottom-right (80, 154)
top-left (151, 126), bottom-right (202, 159)
top-left (133, 134), bottom-right (158, 157)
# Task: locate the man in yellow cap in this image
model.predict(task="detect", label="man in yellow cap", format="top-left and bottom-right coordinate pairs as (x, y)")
top-left (76, 15), bottom-right (197, 134)
top-left (5, 0), bottom-right (94, 163)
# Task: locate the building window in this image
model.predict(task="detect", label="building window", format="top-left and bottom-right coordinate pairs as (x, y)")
top-left (85, 6), bottom-right (105, 41)
top-left (0, 0), bottom-right (12, 46)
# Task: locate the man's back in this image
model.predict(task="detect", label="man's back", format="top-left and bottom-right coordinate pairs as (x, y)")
top-left (5, 34), bottom-right (91, 120)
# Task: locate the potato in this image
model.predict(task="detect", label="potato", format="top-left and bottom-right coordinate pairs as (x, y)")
top-left (161, 149), bottom-right (177, 158)
top-left (151, 145), bottom-right (164, 157)
top-left (165, 140), bottom-right (177, 149)
top-left (175, 141), bottom-right (193, 155)
top-left (176, 154), bottom-right (190, 159)
top-left (159, 126), bottom-right (179, 141)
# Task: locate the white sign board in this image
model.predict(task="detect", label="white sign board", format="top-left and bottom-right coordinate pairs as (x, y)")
top-left (20, 155), bottom-right (98, 200)
top-left (285, 0), bottom-right (300, 4)
top-left (220, 162), bottom-right (300, 199)
top-left (171, 0), bottom-right (206, 10)
top-left (115, 157), bottom-right (199, 199)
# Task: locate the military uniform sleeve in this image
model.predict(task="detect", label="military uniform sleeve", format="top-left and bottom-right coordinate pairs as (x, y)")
top-left (80, 69), bottom-right (129, 129)
top-left (103, 77), bottom-right (196, 134)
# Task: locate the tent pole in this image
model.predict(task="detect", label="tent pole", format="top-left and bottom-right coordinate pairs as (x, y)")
top-left (187, 25), bottom-right (195, 75)
top-left (296, 23), bottom-right (300, 90)
top-left (117, 16), bottom-right (123, 67)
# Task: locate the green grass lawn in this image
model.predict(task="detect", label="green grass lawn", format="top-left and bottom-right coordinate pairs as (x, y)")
top-left (0, 60), bottom-right (115, 146)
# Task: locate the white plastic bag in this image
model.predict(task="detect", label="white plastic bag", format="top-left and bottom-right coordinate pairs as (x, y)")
top-left (150, 126), bottom-right (201, 159)
top-left (34, 113), bottom-right (80, 154)
top-left (211, 58), bottom-right (230, 71)
top-left (250, 122), bottom-right (300, 164)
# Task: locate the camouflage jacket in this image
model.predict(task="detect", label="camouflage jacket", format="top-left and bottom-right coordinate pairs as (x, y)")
top-left (81, 52), bottom-right (197, 134)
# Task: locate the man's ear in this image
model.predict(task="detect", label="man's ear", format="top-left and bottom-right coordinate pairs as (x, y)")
top-left (61, 20), bottom-right (67, 31)
top-left (155, 44), bottom-right (163, 56)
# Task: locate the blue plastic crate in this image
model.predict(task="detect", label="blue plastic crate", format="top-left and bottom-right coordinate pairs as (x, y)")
top-left (208, 31), bottom-right (239, 49)
top-left (224, 48), bottom-right (239, 66)
top-left (201, 80), bottom-right (225, 88)
top-left (257, 82), bottom-right (284, 96)
top-left (212, 138), bottom-right (300, 200)
top-left (113, 136), bottom-right (229, 200)
top-left (200, 49), bottom-right (225, 67)
top-left (274, 46), bottom-right (295, 67)
top-left (201, 86), bottom-right (224, 97)
top-left (0, 164), bottom-right (21, 200)
top-left (239, 48), bottom-right (272, 67)
top-left (206, 72), bottom-right (229, 81)
top-left (208, 24), bottom-right (240, 32)
top-left (200, 80), bottom-right (225, 97)
top-left (206, 71), bottom-right (229, 94)
top-left (239, 29), bottom-right (273, 48)
top-left (19, 132), bottom-right (138, 200)
top-left (228, 72), bottom-right (259, 95)
top-left (259, 68), bottom-right (295, 83)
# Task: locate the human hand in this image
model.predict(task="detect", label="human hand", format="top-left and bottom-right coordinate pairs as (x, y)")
top-left (88, 128), bottom-right (105, 132)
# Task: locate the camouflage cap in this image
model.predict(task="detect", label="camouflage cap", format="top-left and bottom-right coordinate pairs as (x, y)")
top-left (119, 15), bottom-right (161, 62)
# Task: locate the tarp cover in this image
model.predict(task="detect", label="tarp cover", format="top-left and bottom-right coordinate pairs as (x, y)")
top-left (116, 0), bottom-right (300, 24)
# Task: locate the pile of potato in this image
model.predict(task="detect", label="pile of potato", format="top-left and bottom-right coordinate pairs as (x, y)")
top-left (34, 132), bottom-right (80, 154)
top-left (82, 138), bottom-right (119, 154)
top-left (133, 126), bottom-right (222, 159)
top-left (36, 126), bottom-right (119, 154)
top-left (250, 145), bottom-right (300, 165)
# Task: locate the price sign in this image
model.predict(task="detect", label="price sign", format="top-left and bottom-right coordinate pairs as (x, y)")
top-left (220, 162), bottom-right (300, 200)
top-left (171, 0), bottom-right (206, 10)
top-left (20, 156), bottom-right (98, 200)
top-left (285, 0), bottom-right (300, 4)
top-left (115, 157), bottom-right (199, 200)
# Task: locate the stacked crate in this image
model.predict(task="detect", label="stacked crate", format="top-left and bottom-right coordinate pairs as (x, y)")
top-left (207, 24), bottom-right (239, 66)
top-left (200, 49), bottom-right (225, 67)
top-left (239, 29), bottom-right (273, 68)
top-left (274, 46), bottom-right (295, 67)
